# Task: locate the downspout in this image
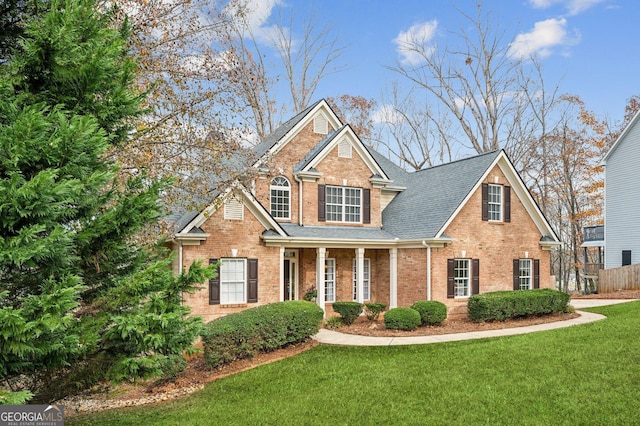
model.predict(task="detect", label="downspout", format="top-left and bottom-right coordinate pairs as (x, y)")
top-left (422, 240), bottom-right (432, 301)
top-left (294, 174), bottom-right (304, 225)
top-left (178, 241), bottom-right (184, 305)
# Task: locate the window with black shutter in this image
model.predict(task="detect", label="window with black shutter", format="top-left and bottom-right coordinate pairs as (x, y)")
top-left (247, 258), bottom-right (258, 303)
top-left (318, 184), bottom-right (326, 222)
top-left (209, 258), bottom-right (220, 305)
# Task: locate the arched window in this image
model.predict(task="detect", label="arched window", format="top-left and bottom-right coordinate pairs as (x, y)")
top-left (270, 176), bottom-right (290, 219)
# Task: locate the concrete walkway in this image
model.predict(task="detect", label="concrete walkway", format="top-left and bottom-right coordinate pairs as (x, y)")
top-left (313, 299), bottom-right (637, 347)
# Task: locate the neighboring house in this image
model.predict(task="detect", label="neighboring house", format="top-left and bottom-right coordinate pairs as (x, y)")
top-left (169, 100), bottom-right (560, 321)
top-left (601, 109), bottom-right (640, 269)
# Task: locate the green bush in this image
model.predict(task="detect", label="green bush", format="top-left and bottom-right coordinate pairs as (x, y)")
top-left (411, 301), bottom-right (447, 325)
top-left (324, 316), bottom-right (342, 329)
top-left (384, 307), bottom-right (421, 331)
top-left (468, 289), bottom-right (570, 323)
top-left (332, 302), bottom-right (363, 325)
top-left (364, 302), bottom-right (386, 321)
top-left (200, 301), bottom-right (324, 368)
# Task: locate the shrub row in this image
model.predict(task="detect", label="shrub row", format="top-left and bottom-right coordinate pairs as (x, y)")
top-left (467, 289), bottom-right (570, 322)
top-left (410, 301), bottom-right (447, 326)
top-left (332, 302), bottom-right (363, 325)
top-left (384, 301), bottom-right (447, 330)
top-left (200, 301), bottom-right (324, 368)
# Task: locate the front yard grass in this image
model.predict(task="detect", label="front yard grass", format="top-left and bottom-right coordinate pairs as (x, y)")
top-left (70, 302), bottom-right (640, 425)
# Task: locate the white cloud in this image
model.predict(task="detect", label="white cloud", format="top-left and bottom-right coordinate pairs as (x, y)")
top-left (528, 0), bottom-right (605, 15)
top-left (372, 104), bottom-right (404, 125)
top-left (393, 20), bottom-right (438, 66)
top-left (508, 18), bottom-right (579, 59)
top-left (227, 0), bottom-right (284, 45)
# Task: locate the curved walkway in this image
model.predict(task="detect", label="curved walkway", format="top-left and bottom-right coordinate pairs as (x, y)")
top-left (313, 299), bottom-right (636, 347)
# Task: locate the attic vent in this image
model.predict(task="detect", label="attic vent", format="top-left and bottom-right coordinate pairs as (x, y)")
top-left (338, 139), bottom-right (352, 158)
top-left (314, 114), bottom-right (328, 134)
top-left (224, 196), bottom-right (244, 220)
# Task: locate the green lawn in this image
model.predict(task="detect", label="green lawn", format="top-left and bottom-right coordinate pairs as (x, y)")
top-left (69, 302), bottom-right (640, 425)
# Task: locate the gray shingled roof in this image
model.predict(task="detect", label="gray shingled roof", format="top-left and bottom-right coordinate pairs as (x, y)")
top-left (382, 150), bottom-right (501, 239)
top-left (252, 100), bottom-right (324, 158)
top-left (272, 223), bottom-right (397, 240)
top-left (367, 149), bottom-right (410, 188)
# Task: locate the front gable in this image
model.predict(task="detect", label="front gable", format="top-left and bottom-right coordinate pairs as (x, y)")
top-left (438, 151), bottom-right (559, 249)
top-left (176, 184), bottom-right (286, 241)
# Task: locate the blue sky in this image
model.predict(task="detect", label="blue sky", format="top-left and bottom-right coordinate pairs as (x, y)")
top-left (244, 0), bottom-right (639, 127)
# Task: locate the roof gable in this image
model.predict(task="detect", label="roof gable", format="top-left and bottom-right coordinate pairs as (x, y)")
top-left (252, 99), bottom-right (343, 167)
top-left (603, 109), bottom-right (640, 164)
top-left (294, 125), bottom-right (391, 181)
top-left (382, 150), bottom-right (559, 243)
top-left (176, 183), bottom-right (286, 237)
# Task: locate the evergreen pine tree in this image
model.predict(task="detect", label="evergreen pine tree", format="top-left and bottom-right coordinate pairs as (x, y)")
top-left (0, 0), bottom-right (213, 403)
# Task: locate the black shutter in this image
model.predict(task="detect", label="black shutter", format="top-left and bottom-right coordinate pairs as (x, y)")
top-left (472, 259), bottom-right (480, 295)
top-left (504, 186), bottom-right (511, 222)
top-left (447, 259), bottom-right (455, 298)
top-left (513, 259), bottom-right (520, 290)
top-left (533, 259), bottom-right (540, 289)
top-left (209, 258), bottom-right (220, 305)
top-left (481, 183), bottom-right (489, 221)
top-left (318, 184), bottom-right (326, 222)
top-left (363, 188), bottom-right (371, 224)
top-left (247, 258), bottom-right (258, 303)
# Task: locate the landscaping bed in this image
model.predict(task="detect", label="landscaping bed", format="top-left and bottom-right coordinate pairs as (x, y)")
top-left (333, 311), bottom-right (579, 337)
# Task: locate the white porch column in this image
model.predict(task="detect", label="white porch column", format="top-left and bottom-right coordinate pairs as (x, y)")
top-left (356, 248), bottom-right (365, 304)
top-left (390, 248), bottom-right (398, 308)
top-left (316, 247), bottom-right (326, 313)
top-left (279, 246), bottom-right (285, 301)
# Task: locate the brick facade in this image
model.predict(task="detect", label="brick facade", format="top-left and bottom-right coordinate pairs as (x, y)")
top-left (176, 102), bottom-right (557, 322)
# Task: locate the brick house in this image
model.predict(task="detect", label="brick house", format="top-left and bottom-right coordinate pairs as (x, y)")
top-left (169, 100), bottom-right (560, 322)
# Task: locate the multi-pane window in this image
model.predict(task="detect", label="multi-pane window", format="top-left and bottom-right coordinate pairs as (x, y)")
top-left (488, 184), bottom-right (502, 221)
top-left (519, 259), bottom-right (532, 290)
top-left (326, 186), bottom-right (361, 223)
top-left (454, 259), bottom-right (470, 297)
top-left (270, 176), bottom-right (290, 219)
top-left (352, 258), bottom-right (371, 301)
top-left (220, 258), bottom-right (246, 304)
top-left (325, 259), bottom-right (336, 302)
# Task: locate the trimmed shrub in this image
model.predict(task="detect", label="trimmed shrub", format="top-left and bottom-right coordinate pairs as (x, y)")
top-left (324, 316), bottom-right (342, 330)
top-left (384, 307), bottom-right (421, 331)
top-left (201, 301), bottom-right (324, 368)
top-left (364, 302), bottom-right (386, 321)
top-left (411, 301), bottom-right (447, 325)
top-left (332, 302), bottom-right (363, 325)
top-left (468, 289), bottom-right (570, 323)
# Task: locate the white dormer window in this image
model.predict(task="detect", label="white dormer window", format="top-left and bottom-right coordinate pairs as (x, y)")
top-left (224, 196), bottom-right (244, 220)
top-left (338, 139), bottom-right (352, 158)
top-left (314, 114), bottom-right (328, 134)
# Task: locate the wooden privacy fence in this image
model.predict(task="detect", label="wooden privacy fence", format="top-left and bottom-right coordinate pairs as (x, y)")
top-left (598, 264), bottom-right (640, 293)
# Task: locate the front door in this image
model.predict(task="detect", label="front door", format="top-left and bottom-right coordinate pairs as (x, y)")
top-left (284, 250), bottom-right (298, 301)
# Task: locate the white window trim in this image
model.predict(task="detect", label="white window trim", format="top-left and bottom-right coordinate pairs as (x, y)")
top-left (325, 258), bottom-right (336, 302)
top-left (488, 184), bottom-right (502, 222)
top-left (519, 259), bottom-right (533, 290)
top-left (352, 258), bottom-right (371, 301)
top-left (454, 258), bottom-right (471, 298)
top-left (220, 258), bottom-right (247, 304)
top-left (270, 176), bottom-right (291, 220)
top-left (326, 185), bottom-right (362, 223)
